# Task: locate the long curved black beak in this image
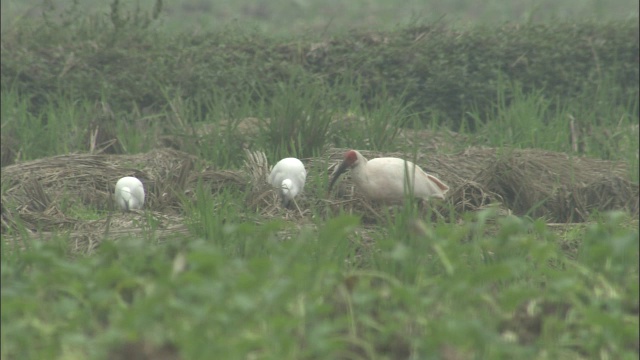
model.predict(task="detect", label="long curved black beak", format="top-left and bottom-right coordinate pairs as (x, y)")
top-left (328, 161), bottom-right (350, 192)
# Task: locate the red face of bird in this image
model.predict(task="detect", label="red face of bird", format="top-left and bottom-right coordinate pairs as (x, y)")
top-left (328, 150), bottom-right (359, 192)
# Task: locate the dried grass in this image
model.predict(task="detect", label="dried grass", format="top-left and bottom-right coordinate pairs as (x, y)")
top-left (323, 147), bottom-right (638, 223)
top-left (84, 101), bottom-right (124, 155)
top-left (3, 211), bottom-right (189, 255)
top-left (2, 145), bottom-right (637, 253)
top-left (475, 148), bottom-right (638, 222)
top-left (1, 148), bottom-right (246, 235)
top-left (242, 149), bottom-right (274, 210)
top-left (185, 168), bottom-right (247, 197)
top-left (1, 148), bottom-right (193, 215)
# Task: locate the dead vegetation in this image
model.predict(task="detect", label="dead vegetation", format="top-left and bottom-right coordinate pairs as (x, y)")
top-left (2, 143), bottom-right (637, 253)
top-left (0, 148), bottom-right (217, 253)
top-left (476, 149), bottom-right (638, 222)
top-left (322, 147), bottom-right (637, 223)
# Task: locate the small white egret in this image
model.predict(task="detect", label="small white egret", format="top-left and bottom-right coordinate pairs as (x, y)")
top-left (329, 150), bottom-right (449, 204)
top-left (115, 176), bottom-right (145, 211)
top-left (268, 157), bottom-right (306, 209)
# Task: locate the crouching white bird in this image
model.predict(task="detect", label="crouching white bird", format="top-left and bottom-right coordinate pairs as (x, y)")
top-left (329, 150), bottom-right (449, 204)
top-left (268, 157), bottom-right (307, 208)
top-left (115, 176), bottom-right (145, 211)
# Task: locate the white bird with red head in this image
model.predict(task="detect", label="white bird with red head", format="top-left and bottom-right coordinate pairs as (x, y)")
top-left (115, 176), bottom-right (145, 211)
top-left (329, 150), bottom-right (449, 204)
top-left (268, 157), bottom-right (307, 208)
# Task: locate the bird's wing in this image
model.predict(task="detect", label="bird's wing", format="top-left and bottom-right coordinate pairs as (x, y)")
top-left (414, 166), bottom-right (449, 199)
top-left (268, 164), bottom-right (285, 188)
top-left (375, 158), bottom-right (449, 197)
top-left (119, 187), bottom-right (133, 201)
top-left (423, 172), bottom-right (449, 192)
top-left (131, 185), bottom-right (145, 203)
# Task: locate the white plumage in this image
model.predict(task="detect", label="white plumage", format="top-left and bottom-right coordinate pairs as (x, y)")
top-left (115, 176), bottom-right (145, 211)
top-left (268, 158), bottom-right (307, 207)
top-left (329, 150), bottom-right (449, 204)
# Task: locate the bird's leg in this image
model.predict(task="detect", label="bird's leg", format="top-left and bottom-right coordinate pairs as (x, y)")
top-left (418, 199), bottom-right (446, 222)
top-left (292, 197), bottom-right (304, 217)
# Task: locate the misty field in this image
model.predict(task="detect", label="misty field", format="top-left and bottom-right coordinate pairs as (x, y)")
top-left (1, 1), bottom-right (639, 359)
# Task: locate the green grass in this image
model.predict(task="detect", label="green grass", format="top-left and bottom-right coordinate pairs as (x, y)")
top-left (3, 209), bottom-right (638, 359)
top-left (1, 1), bottom-right (639, 359)
top-left (468, 76), bottom-right (640, 181)
top-left (2, 0), bottom-right (638, 36)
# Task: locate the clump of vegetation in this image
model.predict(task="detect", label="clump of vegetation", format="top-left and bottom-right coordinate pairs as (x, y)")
top-left (1, 1), bottom-right (637, 129)
top-left (2, 209), bottom-right (638, 359)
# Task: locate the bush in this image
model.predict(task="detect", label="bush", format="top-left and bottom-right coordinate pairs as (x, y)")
top-left (1, 4), bottom-right (637, 130)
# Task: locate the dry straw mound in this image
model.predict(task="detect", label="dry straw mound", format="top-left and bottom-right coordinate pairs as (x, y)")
top-left (323, 147), bottom-right (638, 223)
top-left (2, 146), bottom-right (637, 246)
top-left (475, 149), bottom-right (638, 222)
top-left (2, 148), bottom-right (193, 213)
top-left (3, 210), bottom-right (190, 256)
top-left (1, 148), bottom-right (247, 234)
